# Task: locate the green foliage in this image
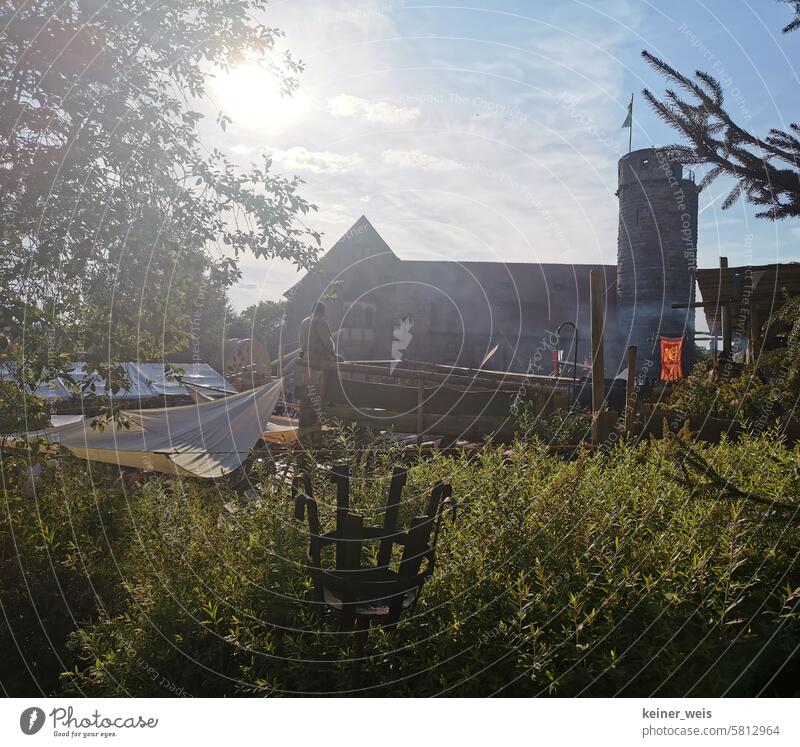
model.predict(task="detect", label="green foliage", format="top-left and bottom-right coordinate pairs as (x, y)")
top-left (641, 3), bottom-right (800, 221)
top-left (227, 300), bottom-right (288, 360)
top-left (0, 0), bottom-right (319, 390)
top-left (513, 402), bottom-right (592, 445)
top-left (3, 435), bottom-right (800, 697)
top-left (0, 458), bottom-right (134, 694)
top-left (666, 358), bottom-right (773, 424)
top-left (667, 294), bottom-right (800, 426)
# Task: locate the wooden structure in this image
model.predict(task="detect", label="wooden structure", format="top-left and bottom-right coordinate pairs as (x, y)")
top-left (293, 465), bottom-right (453, 686)
top-left (303, 359), bottom-right (579, 441)
top-left (590, 269), bottom-right (606, 444)
top-left (223, 338), bottom-right (271, 391)
top-left (624, 345), bottom-right (637, 436)
top-left (284, 216), bottom-right (617, 374)
top-left (684, 261), bottom-right (800, 363)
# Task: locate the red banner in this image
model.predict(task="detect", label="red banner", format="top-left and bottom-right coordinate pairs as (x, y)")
top-left (660, 336), bottom-right (684, 381)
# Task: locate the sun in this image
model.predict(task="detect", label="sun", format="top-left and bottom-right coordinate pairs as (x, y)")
top-left (209, 63), bottom-right (310, 134)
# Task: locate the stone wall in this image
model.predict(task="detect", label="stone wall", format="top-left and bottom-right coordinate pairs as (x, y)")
top-left (616, 147), bottom-right (698, 364)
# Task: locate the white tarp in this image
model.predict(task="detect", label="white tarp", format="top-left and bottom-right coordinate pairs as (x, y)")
top-left (29, 379), bottom-right (283, 478)
top-left (1, 362), bottom-right (236, 402)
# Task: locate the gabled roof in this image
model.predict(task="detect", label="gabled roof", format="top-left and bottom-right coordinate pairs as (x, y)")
top-left (285, 216), bottom-right (615, 298)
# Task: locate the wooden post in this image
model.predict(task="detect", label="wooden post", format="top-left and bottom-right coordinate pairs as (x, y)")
top-left (318, 368), bottom-right (326, 407)
top-left (720, 257), bottom-right (732, 359)
top-left (750, 304), bottom-right (761, 364)
top-left (277, 323), bottom-right (284, 382)
top-left (416, 379), bottom-right (425, 444)
top-left (625, 345), bottom-right (637, 437)
top-left (590, 270), bottom-right (605, 445)
top-left (298, 358), bottom-right (314, 431)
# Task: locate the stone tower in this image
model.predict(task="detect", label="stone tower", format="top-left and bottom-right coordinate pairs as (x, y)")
top-left (616, 147), bottom-right (698, 364)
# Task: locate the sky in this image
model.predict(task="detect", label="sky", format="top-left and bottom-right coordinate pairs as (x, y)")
top-left (200, 0), bottom-right (800, 315)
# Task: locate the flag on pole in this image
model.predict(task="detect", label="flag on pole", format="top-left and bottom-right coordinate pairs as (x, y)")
top-left (621, 94), bottom-right (633, 153)
top-left (621, 99), bottom-right (632, 128)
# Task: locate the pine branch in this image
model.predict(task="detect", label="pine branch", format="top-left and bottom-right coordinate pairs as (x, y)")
top-left (782, 0), bottom-right (800, 33)
top-left (641, 45), bottom-right (800, 220)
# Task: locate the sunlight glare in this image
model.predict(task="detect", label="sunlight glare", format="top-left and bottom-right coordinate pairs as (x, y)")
top-left (210, 64), bottom-right (310, 134)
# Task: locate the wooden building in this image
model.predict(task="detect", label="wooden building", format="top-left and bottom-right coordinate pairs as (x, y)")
top-left (695, 261), bottom-right (800, 359)
top-left (284, 216), bottom-right (617, 375)
top-left (284, 149), bottom-right (703, 378)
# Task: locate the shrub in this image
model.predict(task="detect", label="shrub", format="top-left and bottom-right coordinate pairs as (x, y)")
top-left (0, 456), bottom-right (133, 694)
top-left (3, 434), bottom-right (800, 697)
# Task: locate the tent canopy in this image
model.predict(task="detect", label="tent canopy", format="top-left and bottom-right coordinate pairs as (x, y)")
top-left (1, 361), bottom-right (237, 402)
top-left (29, 379), bottom-right (283, 478)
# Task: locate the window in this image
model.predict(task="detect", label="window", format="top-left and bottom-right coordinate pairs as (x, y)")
top-left (343, 302), bottom-right (375, 328)
top-left (446, 340), bottom-right (458, 352)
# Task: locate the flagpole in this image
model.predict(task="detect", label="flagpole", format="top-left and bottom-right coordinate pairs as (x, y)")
top-left (628, 93), bottom-right (633, 153)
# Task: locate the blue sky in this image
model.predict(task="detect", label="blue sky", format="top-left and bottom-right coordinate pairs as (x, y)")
top-left (204, 0), bottom-right (800, 316)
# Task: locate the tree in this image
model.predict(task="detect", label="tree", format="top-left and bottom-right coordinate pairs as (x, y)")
top-left (227, 300), bottom-right (287, 359)
top-left (641, 1), bottom-right (800, 220)
top-left (0, 1), bottom-right (320, 427)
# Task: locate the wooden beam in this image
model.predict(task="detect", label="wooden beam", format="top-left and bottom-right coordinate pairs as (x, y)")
top-left (307, 359), bottom-right (571, 394)
top-left (321, 405), bottom-right (516, 440)
top-left (625, 345), bottom-right (637, 437)
top-left (750, 304), bottom-right (762, 362)
top-left (590, 270), bottom-right (605, 445)
top-left (416, 379), bottom-right (424, 443)
top-left (672, 300), bottom-right (735, 309)
top-left (720, 257), bottom-right (732, 357)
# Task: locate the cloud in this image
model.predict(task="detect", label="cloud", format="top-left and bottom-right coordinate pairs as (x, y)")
top-left (328, 94), bottom-right (419, 124)
top-left (270, 146), bottom-right (363, 174)
top-left (381, 149), bottom-right (466, 171)
top-left (229, 144), bottom-right (254, 155)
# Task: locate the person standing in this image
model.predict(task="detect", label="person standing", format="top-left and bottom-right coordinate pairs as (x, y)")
top-left (299, 302), bottom-right (335, 363)
top-left (298, 302), bottom-right (336, 432)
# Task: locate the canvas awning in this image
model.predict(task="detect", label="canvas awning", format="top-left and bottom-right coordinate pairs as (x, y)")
top-left (1, 361), bottom-right (237, 402)
top-left (26, 379), bottom-right (283, 478)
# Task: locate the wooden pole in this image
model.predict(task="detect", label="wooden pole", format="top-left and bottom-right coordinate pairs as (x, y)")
top-left (750, 304), bottom-right (761, 363)
top-left (720, 257), bottom-right (732, 359)
top-left (628, 93), bottom-right (633, 154)
top-left (277, 315), bottom-right (285, 382)
top-left (625, 345), bottom-right (637, 437)
top-left (416, 380), bottom-right (425, 444)
top-left (318, 368), bottom-right (326, 409)
top-left (590, 270), bottom-right (606, 445)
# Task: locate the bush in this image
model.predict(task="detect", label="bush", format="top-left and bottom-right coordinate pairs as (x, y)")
top-left (0, 456), bottom-right (133, 694)
top-left (666, 358), bottom-right (775, 424)
top-left (2, 434), bottom-right (800, 696)
top-left (667, 294), bottom-right (800, 427)
top-left (512, 403), bottom-right (593, 445)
